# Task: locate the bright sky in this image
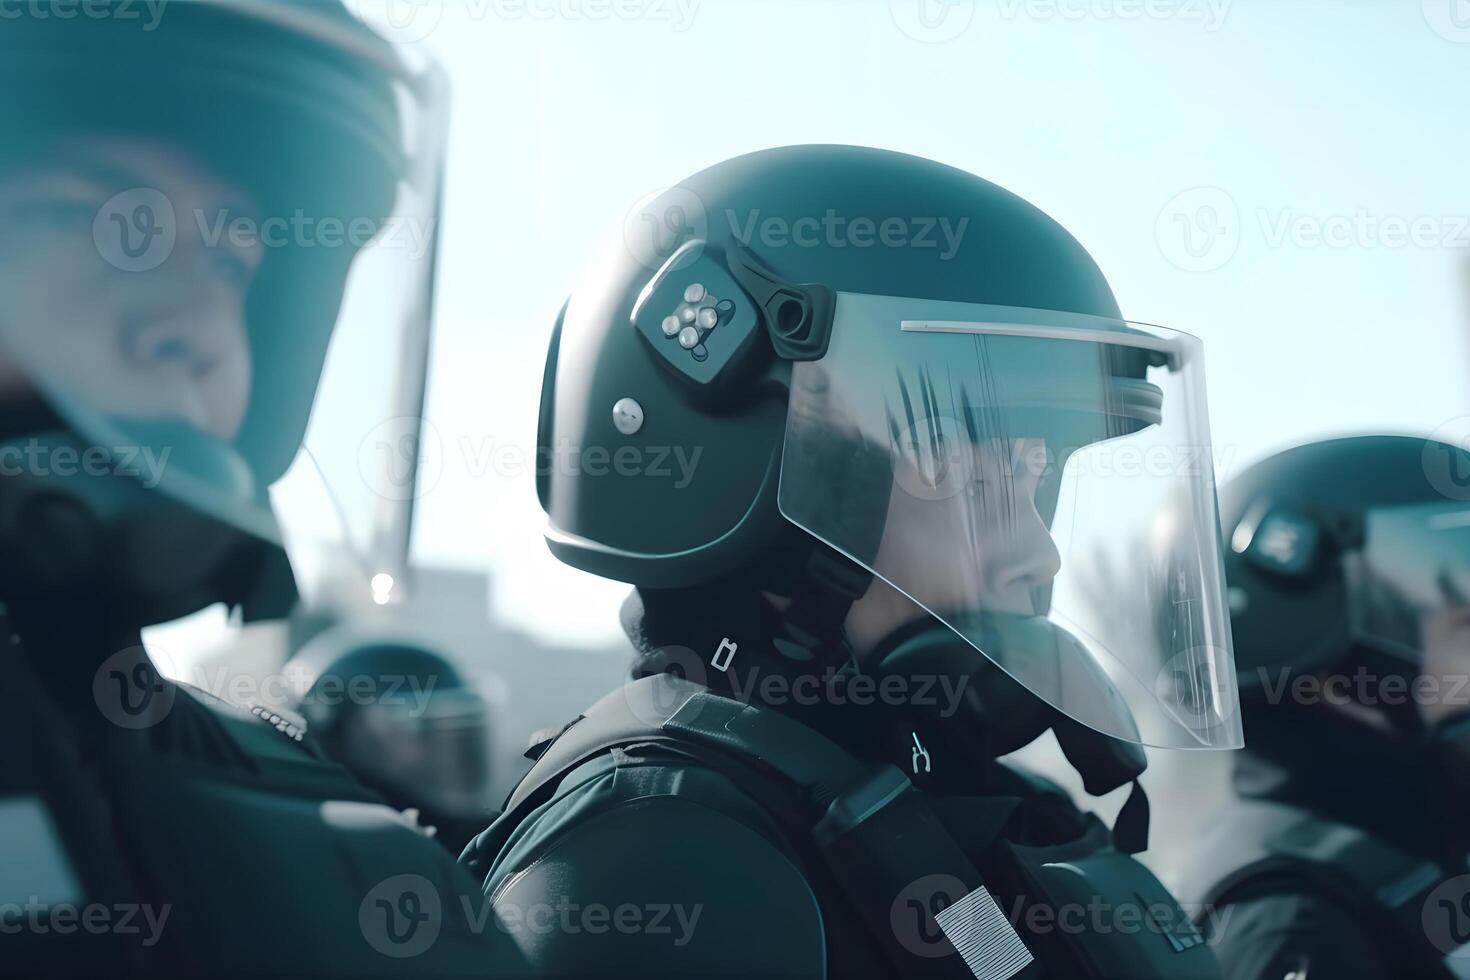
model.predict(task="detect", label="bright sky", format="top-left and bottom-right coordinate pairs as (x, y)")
top-left (391, 0), bottom-right (1470, 647)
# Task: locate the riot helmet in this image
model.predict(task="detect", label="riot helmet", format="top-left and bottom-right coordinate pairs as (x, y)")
top-left (284, 630), bottom-right (496, 837)
top-left (0, 0), bottom-right (449, 625)
top-left (1224, 435), bottom-right (1470, 730)
top-left (536, 145), bottom-right (1241, 750)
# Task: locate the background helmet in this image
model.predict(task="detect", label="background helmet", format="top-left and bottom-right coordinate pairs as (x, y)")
top-left (1224, 434), bottom-right (1470, 693)
top-left (284, 631), bottom-right (496, 848)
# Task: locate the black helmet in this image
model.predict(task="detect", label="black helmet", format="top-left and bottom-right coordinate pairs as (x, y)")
top-left (1223, 434), bottom-right (1470, 692)
top-left (284, 631), bottom-right (496, 832)
top-left (536, 145), bottom-right (1242, 750)
top-left (0, 1), bottom-right (448, 625)
top-left (542, 145), bottom-right (1121, 585)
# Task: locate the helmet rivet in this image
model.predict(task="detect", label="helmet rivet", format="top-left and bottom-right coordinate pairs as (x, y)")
top-left (612, 398), bottom-right (644, 435)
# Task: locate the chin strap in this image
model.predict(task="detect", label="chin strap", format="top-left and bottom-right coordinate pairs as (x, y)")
top-left (1111, 780), bottom-right (1151, 855)
top-left (1053, 714), bottom-right (1151, 854)
top-left (777, 544), bottom-right (872, 666)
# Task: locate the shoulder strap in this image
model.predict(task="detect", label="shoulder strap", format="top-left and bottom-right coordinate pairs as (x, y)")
top-left (1185, 799), bottom-right (1456, 976)
top-left (475, 674), bottom-right (1037, 980)
top-left (517, 673), bottom-right (869, 811)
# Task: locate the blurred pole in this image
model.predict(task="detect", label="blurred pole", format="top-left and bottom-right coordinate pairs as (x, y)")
top-left (367, 62), bottom-right (454, 604)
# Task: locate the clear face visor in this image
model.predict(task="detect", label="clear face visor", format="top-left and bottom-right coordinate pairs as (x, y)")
top-left (0, 27), bottom-right (448, 583)
top-left (1345, 502), bottom-right (1470, 665)
top-left (778, 294), bottom-right (1241, 749)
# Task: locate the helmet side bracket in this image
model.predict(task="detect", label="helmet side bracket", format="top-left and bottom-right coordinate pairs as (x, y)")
top-left (726, 242), bottom-right (837, 363)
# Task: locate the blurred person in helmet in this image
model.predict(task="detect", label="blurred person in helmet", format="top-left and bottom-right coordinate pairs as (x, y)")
top-left (0, 2), bottom-right (528, 974)
top-left (1182, 435), bottom-right (1470, 979)
top-left (285, 634), bottom-right (499, 855)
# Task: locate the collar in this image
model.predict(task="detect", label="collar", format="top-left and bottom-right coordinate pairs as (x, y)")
top-left (622, 585), bottom-right (1024, 798)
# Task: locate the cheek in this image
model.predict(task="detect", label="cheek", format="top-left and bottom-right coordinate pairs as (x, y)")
top-left (209, 316), bottom-right (253, 441)
top-left (0, 224), bottom-right (105, 281)
top-left (0, 264), bottom-right (126, 386)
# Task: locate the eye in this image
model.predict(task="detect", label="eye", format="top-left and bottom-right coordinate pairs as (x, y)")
top-left (201, 249), bottom-right (255, 290)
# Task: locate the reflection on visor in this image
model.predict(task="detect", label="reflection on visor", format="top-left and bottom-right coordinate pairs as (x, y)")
top-left (1347, 502), bottom-right (1470, 663)
top-left (779, 293), bottom-right (1240, 749)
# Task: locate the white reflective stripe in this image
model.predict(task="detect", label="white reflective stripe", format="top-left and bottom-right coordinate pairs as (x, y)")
top-left (901, 319), bottom-right (1181, 355)
top-left (933, 884), bottom-right (1034, 980)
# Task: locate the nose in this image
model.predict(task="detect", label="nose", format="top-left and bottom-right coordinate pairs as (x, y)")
top-left (984, 498), bottom-right (1063, 598)
top-left (119, 260), bottom-right (239, 379)
top-left (125, 316), bottom-right (224, 378)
